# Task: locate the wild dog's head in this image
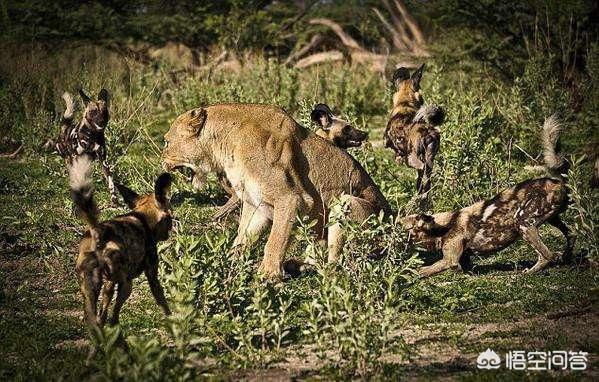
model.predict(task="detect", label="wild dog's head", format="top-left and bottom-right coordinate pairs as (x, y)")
top-left (115, 173), bottom-right (174, 242)
top-left (402, 212), bottom-right (449, 239)
top-left (162, 108), bottom-right (211, 190)
top-left (79, 89), bottom-right (110, 129)
top-left (310, 104), bottom-right (368, 149)
top-left (391, 64), bottom-right (425, 109)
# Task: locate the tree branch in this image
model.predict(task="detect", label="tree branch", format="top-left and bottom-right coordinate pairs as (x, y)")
top-left (309, 18), bottom-right (363, 51)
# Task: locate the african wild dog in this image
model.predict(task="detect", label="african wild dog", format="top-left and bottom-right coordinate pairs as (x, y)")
top-left (56, 89), bottom-right (118, 203)
top-left (69, 156), bottom-right (173, 359)
top-left (384, 64), bottom-right (444, 201)
top-left (310, 103), bottom-right (368, 149)
top-left (211, 103), bottom-right (369, 221)
top-left (402, 116), bottom-right (572, 277)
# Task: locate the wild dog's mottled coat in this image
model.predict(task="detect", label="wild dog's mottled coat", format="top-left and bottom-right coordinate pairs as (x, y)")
top-left (403, 116), bottom-right (572, 276)
top-left (69, 156), bottom-right (173, 359)
top-left (57, 89), bottom-right (118, 202)
top-left (384, 64), bottom-right (444, 199)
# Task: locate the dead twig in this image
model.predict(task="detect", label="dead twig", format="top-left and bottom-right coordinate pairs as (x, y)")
top-left (0, 144), bottom-right (23, 159)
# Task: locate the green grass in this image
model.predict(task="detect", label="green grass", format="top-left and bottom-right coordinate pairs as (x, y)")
top-left (0, 41), bottom-right (598, 380)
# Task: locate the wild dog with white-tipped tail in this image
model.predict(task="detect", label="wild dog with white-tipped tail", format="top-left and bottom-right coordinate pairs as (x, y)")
top-left (402, 116), bottom-right (572, 277)
top-left (56, 89), bottom-right (118, 203)
top-left (69, 155), bottom-right (174, 361)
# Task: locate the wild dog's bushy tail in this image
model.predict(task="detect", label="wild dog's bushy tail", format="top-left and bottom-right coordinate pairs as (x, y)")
top-left (541, 115), bottom-right (568, 177)
top-left (68, 156), bottom-right (100, 233)
top-left (413, 104), bottom-right (445, 127)
top-left (62, 92), bottom-right (75, 124)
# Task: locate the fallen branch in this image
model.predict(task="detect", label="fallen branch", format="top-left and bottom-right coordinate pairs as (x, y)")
top-left (294, 50), bottom-right (344, 68)
top-left (284, 34), bottom-right (324, 66)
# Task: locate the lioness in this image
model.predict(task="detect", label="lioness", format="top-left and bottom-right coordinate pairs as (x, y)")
top-left (162, 103), bottom-right (391, 279)
top-left (212, 103), bottom-right (369, 221)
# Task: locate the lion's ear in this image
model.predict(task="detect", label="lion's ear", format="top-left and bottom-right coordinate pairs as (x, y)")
top-left (187, 108), bottom-right (207, 135)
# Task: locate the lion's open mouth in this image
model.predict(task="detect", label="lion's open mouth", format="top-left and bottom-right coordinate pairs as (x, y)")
top-left (172, 165), bottom-right (195, 183)
top-left (168, 163), bottom-right (205, 190)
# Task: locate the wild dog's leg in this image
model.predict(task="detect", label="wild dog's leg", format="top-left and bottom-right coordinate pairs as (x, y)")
top-left (109, 280), bottom-right (132, 325)
top-left (259, 195), bottom-right (302, 280)
top-left (547, 216), bottom-right (574, 263)
top-left (145, 262), bottom-right (171, 316)
top-left (418, 237), bottom-right (464, 277)
top-left (459, 249), bottom-right (474, 273)
top-left (77, 253), bottom-right (102, 363)
top-left (76, 254), bottom-right (101, 332)
top-left (213, 194), bottom-right (240, 221)
top-left (98, 281), bottom-right (115, 326)
top-left (327, 196), bottom-right (375, 263)
top-left (417, 169), bottom-right (432, 211)
top-left (407, 152), bottom-right (425, 170)
top-left (100, 158), bottom-right (118, 204)
top-left (417, 141), bottom-right (437, 201)
top-left (520, 225), bottom-right (556, 274)
top-left (233, 201), bottom-right (271, 248)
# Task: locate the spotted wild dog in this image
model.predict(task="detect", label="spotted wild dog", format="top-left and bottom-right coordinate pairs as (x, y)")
top-left (162, 104), bottom-right (391, 280)
top-left (384, 64), bottom-right (444, 200)
top-left (402, 116), bottom-right (572, 277)
top-left (211, 103), bottom-right (369, 221)
top-left (56, 89), bottom-right (118, 203)
top-left (69, 156), bottom-right (173, 358)
top-left (311, 103), bottom-right (368, 149)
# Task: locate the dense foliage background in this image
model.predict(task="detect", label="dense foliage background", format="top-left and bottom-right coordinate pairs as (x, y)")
top-left (0, 0), bottom-right (597, 380)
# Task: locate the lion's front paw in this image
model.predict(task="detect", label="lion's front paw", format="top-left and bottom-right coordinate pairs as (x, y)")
top-left (258, 261), bottom-right (284, 282)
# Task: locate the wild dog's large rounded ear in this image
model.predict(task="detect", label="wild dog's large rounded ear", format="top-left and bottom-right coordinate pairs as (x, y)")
top-left (392, 67), bottom-right (411, 88)
top-left (410, 63), bottom-right (425, 90)
top-left (186, 108), bottom-right (207, 135)
top-left (154, 173), bottom-right (172, 207)
top-left (417, 213), bottom-right (435, 228)
top-left (97, 89), bottom-right (110, 107)
top-left (311, 103), bottom-right (333, 128)
top-left (78, 89), bottom-right (91, 106)
top-left (115, 183), bottom-right (139, 209)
